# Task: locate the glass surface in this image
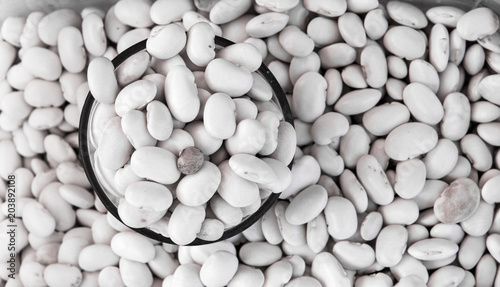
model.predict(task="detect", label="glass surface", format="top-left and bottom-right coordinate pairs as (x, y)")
top-left (78, 36), bottom-right (294, 245)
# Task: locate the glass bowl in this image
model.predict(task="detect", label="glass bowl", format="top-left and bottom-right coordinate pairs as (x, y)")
top-left (78, 35), bottom-right (294, 245)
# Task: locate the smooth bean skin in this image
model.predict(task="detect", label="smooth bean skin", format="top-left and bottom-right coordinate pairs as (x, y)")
top-left (456, 7), bottom-right (499, 41)
top-left (319, 43), bottom-right (357, 69)
top-left (165, 66), bottom-right (200, 122)
top-left (285, 185), bottom-right (328, 225)
top-left (426, 6), bottom-right (465, 28)
top-left (403, 83), bottom-right (444, 125)
top-left (148, 24), bottom-right (187, 60)
top-left (125, 180), bottom-right (173, 212)
top-left (338, 12), bottom-right (366, 48)
top-left (186, 22), bottom-right (215, 67)
top-left (303, 0), bottom-right (347, 17)
top-left (114, 0), bottom-right (153, 28)
top-left (246, 12), bottom-right (289, 38)
top-left (460, 134), bottom-right (493, 172)
top-left (471, 101), bottom-right (500, 123)
top-left (339, 169), bottom-right (368, 213)
top-left (307, 17), bottom-right (341, 47)
top-left (199, 251), bottom-right (238, 287)
top-left (205, 58), bottom-right (253, 97)
top-left (87, 57), bottom-right (119, 105)
top-left (379, 198), bottom-right (419, 225)
top-left (423, 139), bottom-right (459, 180)
top-left (360, 44), bottom-right (387, 88)
top-left (332, 241), bottom-right (375, 270)
top-left (78, 244), bottom-right (119, 272)
top-left (292, 71), bottom-right (327, 123)
top-left (121, 110), bottom-right (157, 149)
top-left (386, 1), bottom-right (428, 29)
top-left (334, 88), bottom-right (382, 116)
top-left (384, 122), bottom-right (438, 161)
top-left (364, 8), bottom-right (389, 41)
top-left (441, 92), bottom-right (471, 141)
top-left (130, 146), bottom-right (180, 185)
top-left (394, 159), bottom-right (426, 199)
top-left (146, 100), bottom-right (173, 141)
top-left (203, 92), bottom-right (236, 140)
top-left (82, 13), bottom-right (107, 57)
top-left (482, 175), bottom-right (500, 204)
top-left (311, 112), bottom-right (348, 145)
top-left (311, 252), bottom-right (352, 287)
top-left (57, 26), bottom-right (86, 73)
top-left (176, 161), bottom-right (221, 206)
top-left (21, 47), bottom-right (62, 81)
top-left (357, 154), bottom-right (395, 206)
top-left (376, 225), bottom-right (408, 267)
top-left (218, 42), bottom-right (262, 73)
top-left (339, 125), bottom-right (371, 169)
top-left (429, 23), bottom-right (450, 73)
top-left (110, 231), bottom-right (156, 264)
top-left (460, 201), bottom-right (494, 237)
top-left (239, 242), bottom-right (282, 267)
top-left (383, 26), bottom-right (426, 60)
top-left (324, 196), bottom-right (357, 240)
top-left (217, 160), bottom-right (259, 208)
top-left (409, 59), bottom-right (440, 93)
top-left (97, 117), bottom-right (133, 170)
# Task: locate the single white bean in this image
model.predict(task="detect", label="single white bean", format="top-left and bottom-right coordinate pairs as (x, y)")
top-left (147, 24), bottom-right (187, 60)
top-left (386, 1), bottom-right (428, 29)
top-left (456, 7), bottom-right (499, 41)
top-left (375, 225), bottom-right (408, 267)
top-left (21, 47), bottom-right (62, 81)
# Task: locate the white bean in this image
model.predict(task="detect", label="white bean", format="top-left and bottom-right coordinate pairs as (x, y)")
top-left (386, 1), bottom-right (428, 29)
top-left (423, 139), bottom-right (459, 180)
top-left (319, 43), bottom-right (356, 68)
top-left (78, 244), bottom-right (119, 272)
top-left (114, 0), bottom-right (153, 28)
top-left (383, 26), bottom-right (426, 60)
top-left (115, 79), bottom-right (156, 117)
top-left (338, 12), bottom-right (366, 48)
top-left (21, 47), bottom-right (62, 81)
top-left (176, 161), bottom-right (220, 206)
top-left (209, 0), bottom-right (252, 25)
top-left (239, 242), bottom-right (282, 267)
top-left (332, 241), bottom-right (375, 270)
top-left (82, 13), bottom-right (107, 57)
top-left (119, 258), bottom-right (153, 287)
top-left (460, 200), bottom-right (494, 237)
top-left (147, 24), bottom-right (187, 60)
top-left (205, 58), bottom-right (253, 97)
top-left (87, 57), bottom-right (119, 105)
top-left (200, 251), bottom-right (239, 287)
top-left (457, 7), bottom-right (499, 41)
top-left (37, 9), bottom-right (81, 46)
top-left (429, 24), bottom-right (449, 73)
top-left (441, 92), bottom-right (471, 141)
top-left (311, 252), bottom-right (352, 287)
top-left (303, 0), bottom-right (347, 17)
top-left (222, 43), bottom-right (263, 71)
top-left (375, 225), bottom-right (408, 267)
top-left (324, 196), bottom-right (357, 240)
top-left (357, 154), bottom-right (394, 205)
top-left (403, 83), bottom-right (443, 125)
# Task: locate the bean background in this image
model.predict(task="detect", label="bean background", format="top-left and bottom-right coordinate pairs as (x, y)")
top-left (1, 0), bottom-right (500, 286)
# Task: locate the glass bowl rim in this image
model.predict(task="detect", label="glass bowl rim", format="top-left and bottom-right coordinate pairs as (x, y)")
top-left (78, 35), bottom-right (294, 246)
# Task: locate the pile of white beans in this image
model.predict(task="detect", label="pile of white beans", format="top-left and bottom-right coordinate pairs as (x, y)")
top-left (86, 20), bottom-right (295, 245)
top-left (2, 0), bottom-right (500, 286)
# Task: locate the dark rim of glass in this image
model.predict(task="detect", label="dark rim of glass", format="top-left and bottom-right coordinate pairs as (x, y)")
top-left (78, 36), bottom-right (294, 246)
